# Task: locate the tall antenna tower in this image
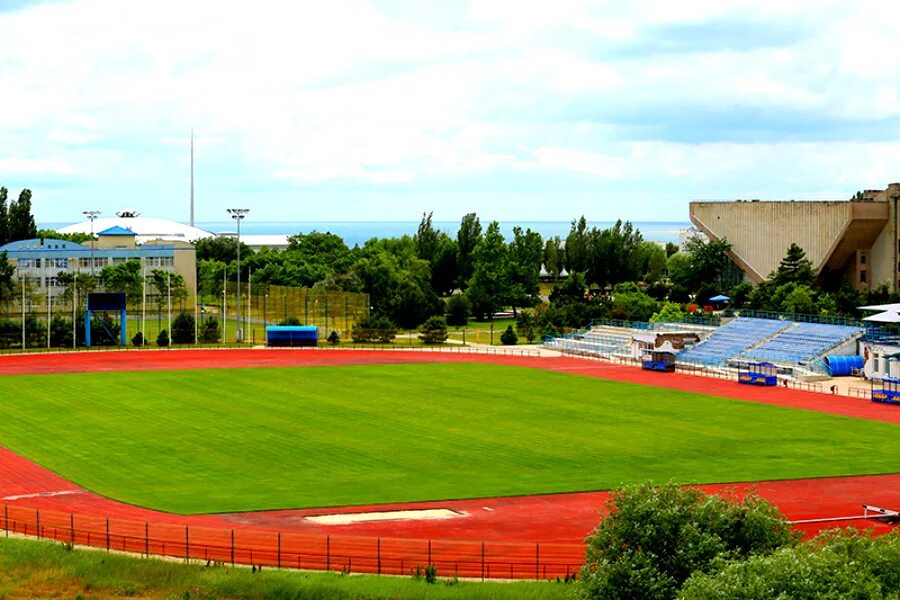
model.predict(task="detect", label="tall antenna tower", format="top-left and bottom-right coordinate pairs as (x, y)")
top-left (190, 129), bottom-right (195, 227)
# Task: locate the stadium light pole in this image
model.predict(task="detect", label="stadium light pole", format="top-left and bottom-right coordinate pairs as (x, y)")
top-left (227, 208), bottom-right (249, 342)
top-left (82, 210), bottom-right (101, 276)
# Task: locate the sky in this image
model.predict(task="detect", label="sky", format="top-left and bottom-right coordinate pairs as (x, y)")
top-left (2, 0), bottom-right (900, 225)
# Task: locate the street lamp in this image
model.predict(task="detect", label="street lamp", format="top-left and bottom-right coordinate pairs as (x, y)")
top-left (227, 208), bottom-right (249, 342)
top-left (82, 210), bottom-right (101, 276)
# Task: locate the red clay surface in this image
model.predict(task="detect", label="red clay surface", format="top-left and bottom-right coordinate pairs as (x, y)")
top-left (0, 348), bottom-right (898, 579)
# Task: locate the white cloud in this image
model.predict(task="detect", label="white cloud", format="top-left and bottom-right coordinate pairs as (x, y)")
top-left (2, 0), bottom-right (900, 221)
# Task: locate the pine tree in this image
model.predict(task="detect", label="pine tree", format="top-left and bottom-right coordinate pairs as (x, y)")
top-left (7, 189), bottom-right (37, 242)
top-left (772, 243), bottom-right (816, 286)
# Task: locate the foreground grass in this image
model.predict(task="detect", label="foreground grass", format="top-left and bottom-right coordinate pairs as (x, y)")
top-left (1, 362), bottom-right (899, 513)
top-left (0, 536), bottom-right (572, 600)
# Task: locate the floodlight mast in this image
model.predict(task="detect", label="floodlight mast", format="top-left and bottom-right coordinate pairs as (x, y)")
top-left (82, 210), bottom-right (101, 276)
top-left (227, 208), bottom-right (249, 342)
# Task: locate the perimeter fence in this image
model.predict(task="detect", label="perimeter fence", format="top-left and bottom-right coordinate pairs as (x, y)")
top-left (0, 504), bottom-right (585, 580)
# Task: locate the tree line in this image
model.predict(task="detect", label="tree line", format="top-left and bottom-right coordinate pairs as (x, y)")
top-left (0, 184), bottom-right (890, 340)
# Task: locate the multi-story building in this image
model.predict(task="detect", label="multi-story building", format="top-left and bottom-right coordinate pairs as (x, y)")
top-left (690, 183), bottom-right (900, 290)
top-left (0, 226), bottom-right (196, 299)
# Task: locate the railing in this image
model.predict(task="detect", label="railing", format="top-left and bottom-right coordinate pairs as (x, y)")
top-left (0, 504), bottom-right (584, 580)
top-left (737, 309), bottom-right (862, 327)
top-left (0, 343), bottom-right (544, 359)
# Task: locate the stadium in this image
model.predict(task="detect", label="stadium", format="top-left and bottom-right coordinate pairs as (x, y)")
top-left (2, 310), bottom-right (900, 579)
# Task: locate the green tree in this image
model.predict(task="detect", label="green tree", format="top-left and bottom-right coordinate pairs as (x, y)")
top-left (36, 229), bottom-right (94, 244)
top-left (728, 281), bottom-right (753, 308)
top-left (430, 234), bottom-right (459, 295)
top-left (150, 269), bottom-right (188, 311)
top-left (49, 314), bottom-right (74, 347)
top-left (500, 324), bottom-right (518, 345)
top-left (56, 271), bottom-right (97, 305)
top-left (456, 213), bottom-right (482, 289)
top-left (0, 251), bottom-right (14, 303)
top-left (414, 211), bottom-right (440, 263)
top-left (580, 482), bottom-right (797, 600)
top-left (7, 188), bottom-right (37, 242)
top-left (418, 315), bottom-right (448, 344)
top-left (638, 241), bottom-right (668, 283)
top-left (650, 302), bottom-right (685, 323)
top-left (507, 226), bottom-right (543, 315)
top-left (466, 221), bottom-right (509, 319)
top-left (609, 282), bottom-right (658, 322)
top-left (772, 243), bottom-right (816, 286)
top-left (515, 310), bottom-right (538, 342)
top-left (99, 260), bottom-right (143, 298)
top-left (445, 294), bottom-right (470, 327)
top-left (543, 236), bottom-right (564, 280)
top-left (170, 311), bottom-right (195, 344)
top-left (0, 187), bottom-right (9, 246)
top-left (565, 216), bottom-right (590, 274)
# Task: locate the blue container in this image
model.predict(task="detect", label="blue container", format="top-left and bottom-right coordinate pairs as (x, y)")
top-left (826, 355), bottom-right (864, 377)
top-left (266, 325), bottom-right (318, 347)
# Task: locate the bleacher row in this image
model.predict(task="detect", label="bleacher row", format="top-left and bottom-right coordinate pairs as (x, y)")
top-left (678, 318), bottom-right (862, 367)
top-left (550, 332), bottom-right (631, 356)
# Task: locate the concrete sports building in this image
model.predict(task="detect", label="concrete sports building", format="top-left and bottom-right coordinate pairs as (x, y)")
top-left (690, 183), bottom-right (900, 290)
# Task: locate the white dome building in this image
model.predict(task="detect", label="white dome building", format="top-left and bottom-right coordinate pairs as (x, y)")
top-left (58, 209), bottom-right (215, 244)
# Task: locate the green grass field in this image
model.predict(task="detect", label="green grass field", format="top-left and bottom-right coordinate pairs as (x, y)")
top-left (0, 362), bottom-right (899, 514)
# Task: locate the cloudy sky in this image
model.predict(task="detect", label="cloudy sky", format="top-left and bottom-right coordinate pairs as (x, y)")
top-left (2, 0), bottom-right (900, 225)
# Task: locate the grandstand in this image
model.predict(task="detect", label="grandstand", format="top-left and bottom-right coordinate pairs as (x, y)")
top-left (676, 318), bottom-right (791, 366)
top-left (548, 316), bottom-right (864, 375)
top-left (741, 322), bottom-right (862, 365)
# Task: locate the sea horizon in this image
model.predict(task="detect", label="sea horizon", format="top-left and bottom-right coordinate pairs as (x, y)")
top-left (41, 220), bottom-right (692, 246)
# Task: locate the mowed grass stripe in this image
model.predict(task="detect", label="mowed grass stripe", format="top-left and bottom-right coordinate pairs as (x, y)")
top-left (0, 362), bottom-right (898, 514)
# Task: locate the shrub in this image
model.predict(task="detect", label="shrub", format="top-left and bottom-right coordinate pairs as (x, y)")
top-left (279, 316), bottom-right (302, 326)
top-left (131, 331), bottom-right (144, 347)
top-left (445, 294), bottom-right (470, 327)
top-left (351, 315), bottom-right (397, 343)
top-left (418, 316), bottom-right (448, 344)
top-left (515, 311), bottom-right (538, 343)
top-left (579, 482), bottom-right (797, 600)
top-left (156, 329), bottom-right (170, 347)
top-left (500, 325), bottom-right (518, 345)
top-left (327, 330), bottom-right (340, 346)
top-left (199, 317), bottom-right (220, 343)
top-left (171, 312), bottom-right (195, 344)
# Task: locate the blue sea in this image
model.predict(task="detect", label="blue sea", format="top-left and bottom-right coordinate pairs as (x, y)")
top-left (194, 221), bottom-right (691, 246)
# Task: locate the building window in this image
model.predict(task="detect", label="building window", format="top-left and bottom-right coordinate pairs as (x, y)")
top-left (18, 258), bottom-right (35, 268)
top-left (93, 257), bottom-right (107, 268)
top-left (861, 253), bottom-right (867, 264)
top-left (50, 258), bottom-right (68, 269)
top-left (112, 257), bottom-right (127, 264)
top-left (861, 270), bottom-right (867, 284)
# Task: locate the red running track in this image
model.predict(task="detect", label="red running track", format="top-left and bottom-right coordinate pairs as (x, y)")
top-left (0, 348), bottom-right (898, 579)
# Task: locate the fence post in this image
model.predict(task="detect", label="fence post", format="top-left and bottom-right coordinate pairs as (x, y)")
top-left (535, 543), bottom-right (539, 580)
top-left (326, 535), bottom-right (330, 572)
top-left (277, 531), bottom-right (281, 569)
top-left (231, 529), bottom-right (235, 566)
top-left (377, 537), bottom-right (381, 575)
top-left (36, 509), bottom-right (40, 539)
top-left (105, 518), bottom-right (109, 552)
top-left (3, 505), bottom-right (6, 538)
top-left (70, 513), bottom-right (74, 544)
top-left (145, 522), bottom-right (149, 557)
top-left (428, 539), bottom-right (431, 566)
top-left (481, 541), bottom-right (485, 581)
top-left (185, 526), bottom-right (189, 563)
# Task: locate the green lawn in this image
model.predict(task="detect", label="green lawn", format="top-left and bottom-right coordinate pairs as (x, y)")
top-left (0, 362), bottom-right (898, 514)
top-left (0, 537), bottom-right (570, 600)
